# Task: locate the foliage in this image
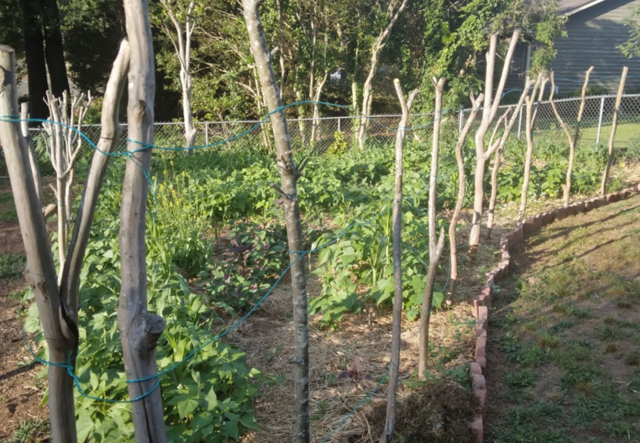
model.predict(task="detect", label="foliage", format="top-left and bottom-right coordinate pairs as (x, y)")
top-left (327, 131), bottom-right (349, 155)
top-left (618, 6), bottom-right (640, 58)
top-left (0, 253), bottom-right (26, 280)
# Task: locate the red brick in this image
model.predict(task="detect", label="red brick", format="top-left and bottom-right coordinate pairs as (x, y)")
top-left (485, 277), bottom-right (495, 289)
top-left (474, 388), bottom-right (487, 415)
top-left (508, 225), bottom-right (524, 245)
top-left (472, 373), bottom-right (486, 391)
top-left (476, 318), bottom-right (487, 331)
top-left (523, 217), bottom-right (537, 234)
top-left (478, 306), bottom-right (488, 323)
top-left (541, 211), bottom-right (555, 225)
top-left (606, 192), bottom-right (622, 203)
top-left (569, 201), bottom-right (585, 214)
top-left (471, 416), bottom-right (483, 443)
top-left (470, 362), bottom-right (483, 375)
top-left (471, 298), bottom-right (479, 318)
top-left (555, 206), bottom-right (570, 220)
top-left (476, 328), bottom-right (487, 339)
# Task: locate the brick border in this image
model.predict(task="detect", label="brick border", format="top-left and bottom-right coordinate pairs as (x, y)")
top-left (468, 184), bottom-right (640, 442)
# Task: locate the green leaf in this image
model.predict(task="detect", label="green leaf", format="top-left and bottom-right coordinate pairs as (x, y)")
top-left (224, 420), bottom-right (239, 440)
top-left (177, 397), bottom-right (199, 419)
top-left (433, 292), bottom-right (445, 310)
top-left (239, 413), bottom-right (261, 430)
top-left (205, 387), bottom-right (218, 411)
top-left (76, 413), bottom-right (94, 443)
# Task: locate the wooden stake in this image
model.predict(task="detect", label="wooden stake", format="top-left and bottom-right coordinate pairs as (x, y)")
top-left (118, 1), bottom-right (167, 441)
top-left (601, 66), bottom-right (628, 195)
top-left (418, 77), bottom-right (447, 377)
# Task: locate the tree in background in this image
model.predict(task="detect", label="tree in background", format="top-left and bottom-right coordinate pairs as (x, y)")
top-left (18, 0), bottom-right (70, 119)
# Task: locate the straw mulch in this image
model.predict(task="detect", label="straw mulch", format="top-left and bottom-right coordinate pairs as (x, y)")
top-left (224, 274), bottom-right (476, 443)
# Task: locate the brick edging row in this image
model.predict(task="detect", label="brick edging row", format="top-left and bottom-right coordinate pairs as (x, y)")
top-left (468, 184), bottom-right (640, 442)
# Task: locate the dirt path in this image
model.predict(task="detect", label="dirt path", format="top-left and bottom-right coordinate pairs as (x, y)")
top-left (485, 194), bottom-right (640, 442)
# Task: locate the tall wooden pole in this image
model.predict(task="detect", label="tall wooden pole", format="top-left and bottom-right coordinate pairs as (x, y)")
top-left (118, 1), bottom-right (167, 441)
top-left (418, 77), bottom-right (447, 377)
top-left (379, 79), bottom-right (418, 443)
top-left (243, 1), bottom-right (311, 441)
top-left (0, 45), bottom-right (78, 443)
top-left (601, 66), bottom-right (628, 195)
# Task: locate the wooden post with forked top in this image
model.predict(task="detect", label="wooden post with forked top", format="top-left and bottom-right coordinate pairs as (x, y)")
top-left (601, 66), bottom-right (628, 195)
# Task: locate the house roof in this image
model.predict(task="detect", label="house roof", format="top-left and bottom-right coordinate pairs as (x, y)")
top-left (557, 0), bottom-right (608, 16)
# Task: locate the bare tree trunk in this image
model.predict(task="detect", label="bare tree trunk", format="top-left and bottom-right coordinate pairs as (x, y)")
top-left (467, 30), bottom-right (520, 254)
top-left (357, 0), bottom-right (409, 150)
top-left (118, 2), bottom-right (167, 442)
top-left (60, 39), bottom-right (130, 317)
top-left (0, 44), bottom-right (78, 443)
top-left (485, 78), bottom-right (533, 238)
top-left (548, 68), bottom-right (593, 207)
top-left (243, 1), bottom-right (310, 441)
top-left (601, 66), bottom-right (628, 195)
top-left (517, 75), bottom-right (543, 222)
top-left (448, 93), bottom-right (483, 298)
top-left (419, 78), bottom-right (447, 377)
top-left (379, 80), bottom-right (417, 443)
top-left (42, 0), bottom-right (70, 97)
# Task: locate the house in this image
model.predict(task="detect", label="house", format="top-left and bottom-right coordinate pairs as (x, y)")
top-left (507, 0), bottom-right (640, 94)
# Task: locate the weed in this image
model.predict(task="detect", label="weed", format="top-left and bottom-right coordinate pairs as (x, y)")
top-left (602, 316), bottom-right (617, 325)
top-left (616, 299), bottom-right (632, 309)
top-left (549, 320), bottom-right (576, 334)
top-left (10, 418), bottom-right (49, 443)
top-left (538, 333), bottom-right (561, 349)
top-left (0, 253), bottom-right (26, 280)
top-left (625, 352), bottom-right (640, 366)
top-left (599, 325), bottom-right (624, 341)
top-left (605, 343), bottom-right (621, 353)
top-left (506, 369), bottom-right (537, 388)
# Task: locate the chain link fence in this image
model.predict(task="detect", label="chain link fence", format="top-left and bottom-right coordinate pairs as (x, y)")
top-left (6, 92), bottom-right (640, 178)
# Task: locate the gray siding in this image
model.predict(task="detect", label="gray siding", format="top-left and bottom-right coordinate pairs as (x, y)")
top-left (551, 0), bottom-right (640, 94)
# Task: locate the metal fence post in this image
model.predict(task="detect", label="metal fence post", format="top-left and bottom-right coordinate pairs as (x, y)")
top-left (337, 117), bottom-right (341, 132)
top-left (517, 106), bottom-right (524, 139)
top-left (596, 96), bottom-right (605, 145)
top-left (205, 122), bottom-right (209, 145)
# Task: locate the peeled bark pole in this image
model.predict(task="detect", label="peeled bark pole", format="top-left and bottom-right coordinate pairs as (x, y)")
top-left (486, 77), bottom-right (533, 238)
top-left (601, 66), bottom-right (628, 195)
top-left (448, 93), bottom-right (483, 298)
top-left (243, 1), bottom-right (311, 441)
top-left (549, 67), bottom-right (593, 207)
top-left (118, 1), bottom-right (167, 442)
top-left (60, 39), bottom-right (131, 317)
top-left (418, 77), bottom-right (447, 377)
top-left (379, 80), bottom-right (417, 443)
top-left (518, 75), bottom-right (543, 222)
top-left (468, 30), bottom-right (520, 254)
top-left (0, 44), bottom-right (78, 443)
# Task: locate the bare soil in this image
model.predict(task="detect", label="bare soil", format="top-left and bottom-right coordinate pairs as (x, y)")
top-left (0, 180), bottom-right (49, 442)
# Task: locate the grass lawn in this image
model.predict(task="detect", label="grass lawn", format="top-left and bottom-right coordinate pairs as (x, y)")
top-left (486, 194), bottom-right (640, 443)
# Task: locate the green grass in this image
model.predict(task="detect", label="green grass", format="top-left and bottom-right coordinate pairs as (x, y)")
top-left (488, 196), bottom-right (640, 442)
top-left (0, 253), bottom-right (26, 279)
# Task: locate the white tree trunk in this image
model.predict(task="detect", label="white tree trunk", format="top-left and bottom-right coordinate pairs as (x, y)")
top-left (467, 30), bottom-right (520, 253)
top-left (119, 2), bottom-right (167, 441)
top-left (518, 76), bottom-right (543, 222)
